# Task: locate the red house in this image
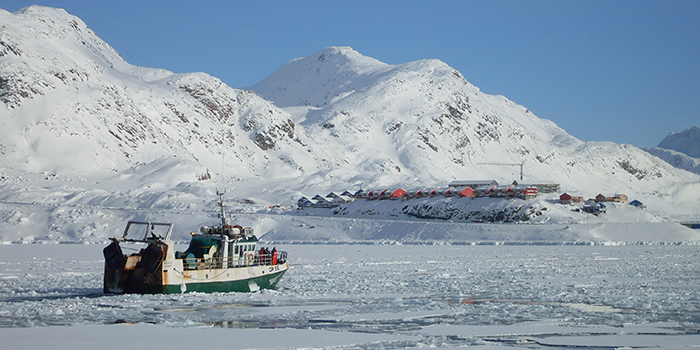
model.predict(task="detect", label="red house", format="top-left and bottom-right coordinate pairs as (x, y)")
top-left (456, 186), bottom-right (475, 197)
top-left (390, 188), bottom-right (407, 199)
top-left (521, 187), bottom-right (538, 200)
top-left (560, 193), bottom-right (583, 204)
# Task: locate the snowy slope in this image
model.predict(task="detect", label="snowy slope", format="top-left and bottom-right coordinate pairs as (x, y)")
top-left (657, 126), bottom-right (700, 158)
top-left (1, 7), bottom-right (699, 242)
top-left (644, 147), bottom-right (700, 175)
top-left (644, 126), bottom-right (700, 175)
top-left (253, 47), bottom-right (579, 186)
top-left (0, 6), bottom-right (324, 180)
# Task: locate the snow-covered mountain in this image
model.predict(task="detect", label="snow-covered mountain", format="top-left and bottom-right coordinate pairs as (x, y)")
top-left (658, 126), bottom-right (700, 158)
top-left (0, 6), bottom-right (322, 181)
top-left (251, 46), bottom-right (699, 199)
top-left (644, 127), bottom-right (700, 175)
top-left (1, 6), bottom-right (699, 242)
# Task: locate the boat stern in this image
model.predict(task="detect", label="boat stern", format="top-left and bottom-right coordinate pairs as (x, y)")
top-left (103, 239), bottom-right (169, 294)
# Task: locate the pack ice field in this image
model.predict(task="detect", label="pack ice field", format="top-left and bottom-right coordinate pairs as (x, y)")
top-left (1, 243), bottom-right (700, 349)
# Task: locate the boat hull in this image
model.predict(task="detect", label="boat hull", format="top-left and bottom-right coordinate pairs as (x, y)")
top-left (163, 267), bottom-right (288, 294)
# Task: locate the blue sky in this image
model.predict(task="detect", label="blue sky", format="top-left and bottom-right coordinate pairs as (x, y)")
top-left (3, 0), bottom-right (699, 148)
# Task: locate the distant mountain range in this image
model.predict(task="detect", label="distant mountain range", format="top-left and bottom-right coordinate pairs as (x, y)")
top-left (1, 6), bottom-right (699, 241)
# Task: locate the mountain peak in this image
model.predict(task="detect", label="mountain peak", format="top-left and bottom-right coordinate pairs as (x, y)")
top-left (16, 4), bottom-right (68, 15)
top-left (1, 4), bottom-right (124, 66)
top-left (252, 46), bottom-right (391, 108)
top-left (658, 126), bottom-right (700, 158)
top-left (314, 46), bottom-right (357, 59)
top-left (305, 46), bottom-right (387, 68)
top-left (11, 5), bottom-right (89, 35)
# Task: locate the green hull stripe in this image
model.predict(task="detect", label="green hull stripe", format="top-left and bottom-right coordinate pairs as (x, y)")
top-left (163, 269), bottom-right (287, 294)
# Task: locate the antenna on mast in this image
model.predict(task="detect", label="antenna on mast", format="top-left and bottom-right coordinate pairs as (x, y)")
top-left (215, 153), bottom-right (234, 228)
top-left (216, 153), bottom-right (226, 195)
top-left (217, 189), bottom-right (227, 229)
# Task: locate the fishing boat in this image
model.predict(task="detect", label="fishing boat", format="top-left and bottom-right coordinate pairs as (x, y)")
top-left (103, 192), bottom-right (289, 294)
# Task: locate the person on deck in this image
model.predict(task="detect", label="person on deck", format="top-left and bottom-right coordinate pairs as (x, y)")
top-left (259, 247), bottom-right (266, 264)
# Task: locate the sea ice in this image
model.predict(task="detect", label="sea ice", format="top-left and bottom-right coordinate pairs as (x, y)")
top-left (1, 244), bottom-right (699, 349)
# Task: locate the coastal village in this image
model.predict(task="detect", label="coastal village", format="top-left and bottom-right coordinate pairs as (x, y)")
top-left (297, 179), bottom-right (643, 217)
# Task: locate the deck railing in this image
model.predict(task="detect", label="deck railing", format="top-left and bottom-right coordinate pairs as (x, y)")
top-left (182, 251), bottom-right (287, 271)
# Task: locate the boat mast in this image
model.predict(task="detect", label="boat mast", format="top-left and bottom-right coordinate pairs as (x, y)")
top-left (217, 190), bottom-right (226, 229)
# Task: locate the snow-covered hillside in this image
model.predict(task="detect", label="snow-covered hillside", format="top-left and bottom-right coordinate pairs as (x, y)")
top-left (644, 147), bottom-right (700, 175)
top-left (1, 6), bottom-right (699, 242)
top-left (644, 126), bottom-right (700, 175)
top-left (0, 6), bottom-right (322, 180)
